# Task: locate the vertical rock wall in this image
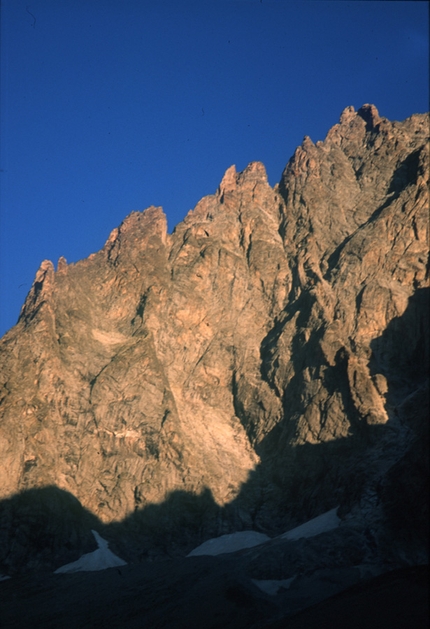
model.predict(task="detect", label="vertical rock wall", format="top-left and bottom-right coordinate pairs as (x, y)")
top-left (0, 105), bottom-right (428, 568)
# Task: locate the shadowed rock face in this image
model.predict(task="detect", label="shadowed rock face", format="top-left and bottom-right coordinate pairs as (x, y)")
top-left (0, 105), bottom-right (428, 570)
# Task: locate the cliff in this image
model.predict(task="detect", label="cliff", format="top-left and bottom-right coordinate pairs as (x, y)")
top-left (0, 106), bottom-right (428, 581)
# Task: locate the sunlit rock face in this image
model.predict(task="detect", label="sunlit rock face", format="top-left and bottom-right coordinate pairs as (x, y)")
top-left (0, 106), bottom-right (428, 570)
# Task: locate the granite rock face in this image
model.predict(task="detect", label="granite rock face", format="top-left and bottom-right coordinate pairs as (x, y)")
top-left (0, 105), bottom-right (428, 572)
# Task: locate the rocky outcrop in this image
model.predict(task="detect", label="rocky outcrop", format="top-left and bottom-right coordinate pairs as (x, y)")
top-left (0, 105), bottom-right (428, 574)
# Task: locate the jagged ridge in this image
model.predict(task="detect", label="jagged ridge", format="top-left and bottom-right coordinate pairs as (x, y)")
top-left (0, 105), bottom-right (428, 573)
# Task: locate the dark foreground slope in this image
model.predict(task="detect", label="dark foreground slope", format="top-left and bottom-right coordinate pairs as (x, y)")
top-left (0, 105), bottom-right (428, 626)
top-left (0, 555), bottom-right (427, 628)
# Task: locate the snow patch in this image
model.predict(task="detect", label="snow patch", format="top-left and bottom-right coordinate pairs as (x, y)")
top-left (0, 574), bottom-right (11, 581)
top-left (187, 531), bottom-right (270, 557)
top-left (54, 530), bottom-right (126, 573)
top-left (252, 576), bottom-right (296, 595)
top-left (280, 507), bottom-right (340, 541)
top-left (186, 507), bottom-right (340, 558)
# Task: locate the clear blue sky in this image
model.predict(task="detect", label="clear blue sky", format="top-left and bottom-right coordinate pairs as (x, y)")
top-left (0, 0), bottom-right (428, 337)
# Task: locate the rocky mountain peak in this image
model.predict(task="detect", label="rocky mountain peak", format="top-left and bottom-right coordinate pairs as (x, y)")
top-left (18, 258), bottom-right (55, 326)
top-left (218, 164), bottom-right (238, 194)
top-left (103, 205), bottom-right (168, 264)
top-left (356, 103), bottom-right (381, 128)
top-left (217, 161), bottom-right (269, 207)
top-left (339, 104), bottom-right (356, 124)
top-left (0, 106), bottom-right (428, 592)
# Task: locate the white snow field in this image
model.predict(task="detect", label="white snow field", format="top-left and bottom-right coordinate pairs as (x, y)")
top-left (187, 507), bottom-right (340, 558)
top-left (54, 530), bottom-right (127, 573)
top-left (252, 576), bottom-right (296, 595)
top-left (279, 507), bottom-right (340, 541)
top-left (186, 531), bottom-right (271, 557)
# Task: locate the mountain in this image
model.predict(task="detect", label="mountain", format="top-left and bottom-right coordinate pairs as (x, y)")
top-left (0, 105), bottom-right (428, 627)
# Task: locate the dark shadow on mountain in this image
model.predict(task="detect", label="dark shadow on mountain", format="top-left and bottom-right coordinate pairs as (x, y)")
top-left (264, 565), bottom-right (429, 629)
top-left (368, 287), bottom-right (429, 401)
top-left (105, 487), bottom-right (225, 562)
top-left (0, 486), bottom-right (101, 575)
top-left (0, 291), bottom-right (428, 576)
top-left (369, 287), bottom-right (429, 548)
top-left (248, 286), bottom-right (429, 538)
top-left (388, 148), bottom-right (422, 195)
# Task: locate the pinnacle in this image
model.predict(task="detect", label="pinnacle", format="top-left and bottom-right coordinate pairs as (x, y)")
top-left (218, 161), bottom-right (268, 196)
top-left (218, 164), bottom-right (237, 194)
top-left (357, 103), bottom-right (381, 128)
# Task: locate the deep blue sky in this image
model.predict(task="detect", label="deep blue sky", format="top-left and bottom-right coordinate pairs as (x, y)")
top-left (0, 1), bottom-right (428, 336)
